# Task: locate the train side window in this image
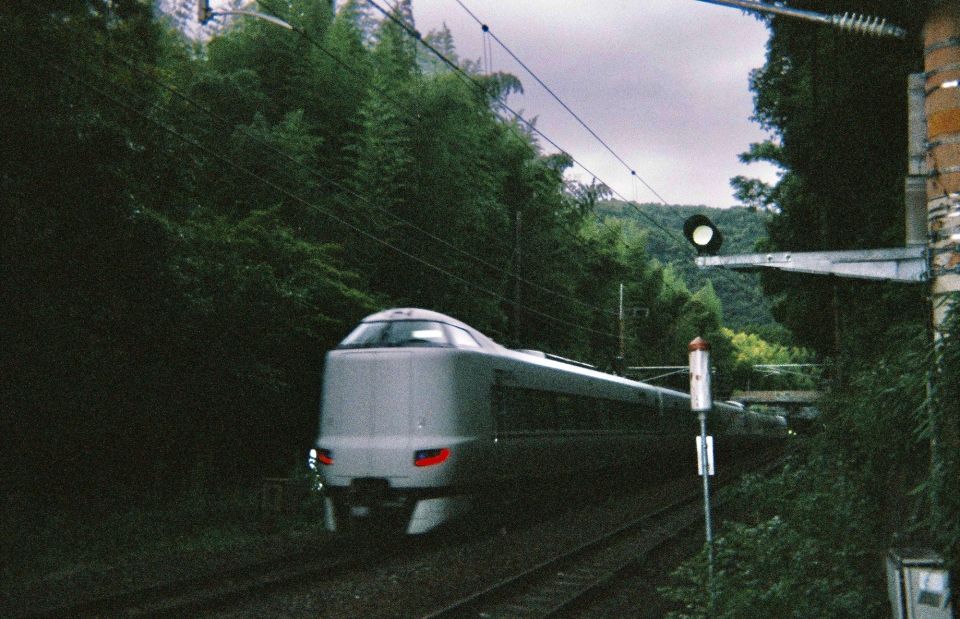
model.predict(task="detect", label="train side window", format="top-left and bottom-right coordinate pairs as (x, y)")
top-left (530, 389), bottom-right (557, 430)
top-left (570, 396), bottom-right (598, 431)
top-left (555, 394), bottom-right (576, 430)
top-left (498, 387), bottom-right (548, 432)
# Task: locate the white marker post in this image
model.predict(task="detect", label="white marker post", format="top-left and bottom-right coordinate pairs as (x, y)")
top-left (689, 336), bottom-right (714, 607)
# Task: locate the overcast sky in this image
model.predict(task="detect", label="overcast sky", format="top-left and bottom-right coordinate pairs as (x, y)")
top-left (407, 0), bottom-right (780, 208)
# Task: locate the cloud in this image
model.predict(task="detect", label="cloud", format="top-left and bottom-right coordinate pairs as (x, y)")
top-left (412, 0), bottom-right (777, 207)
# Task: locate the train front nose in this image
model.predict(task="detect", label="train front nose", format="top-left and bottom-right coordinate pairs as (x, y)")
top-left (318, 350), bottom-right (414, 485)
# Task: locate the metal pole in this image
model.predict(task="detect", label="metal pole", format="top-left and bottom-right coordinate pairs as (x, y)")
top-left (618, 283), bottom-right (626, 374)
top-left (698, 411), bottom-right (713, 582)
top-left (689, 336), bottom-right (714, 609)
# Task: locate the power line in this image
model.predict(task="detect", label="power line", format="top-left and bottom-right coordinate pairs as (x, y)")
top-left (396, 0), bottom-right (769, 329)
top-left (367, 1), bottom-right (775, 332)
top-left (215, 1), bottom-right (746, 325)
top-left (257, 0), bottom-right (650, 266)
top-left (452, 0), bottom-right (671, 207)
top-left (34, 42), bottom-right (622, 344)
top-left (249, 0), bottom-right (628, 317)
top-left (99, 43), bottom-right (607, 316)
top-left (99, 3), bottom-right (617, 321)
top-left (366, 0), bottom-right (693, 253)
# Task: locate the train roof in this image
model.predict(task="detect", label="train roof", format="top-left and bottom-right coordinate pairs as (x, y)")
top-left (358, 307), bottom-right (502, 349)
top-left (357, 308), bottom-right (739, 412)
top-left (362, 307), bottom-right (470, 326)
top-left (362, 310), bottom-right (663, 387)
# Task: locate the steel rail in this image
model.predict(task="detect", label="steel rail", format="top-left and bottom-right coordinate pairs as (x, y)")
top-left (421, 455), bottom-right (783, 618)
top-left (24, 536), bottom-right (393, 618)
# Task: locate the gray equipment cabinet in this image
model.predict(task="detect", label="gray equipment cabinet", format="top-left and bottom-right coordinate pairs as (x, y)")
top-left (887, 548), bottom-right (954, 619)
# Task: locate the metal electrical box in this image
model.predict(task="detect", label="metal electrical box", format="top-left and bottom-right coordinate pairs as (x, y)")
top-left (887, 548), bottom-right (954, 619)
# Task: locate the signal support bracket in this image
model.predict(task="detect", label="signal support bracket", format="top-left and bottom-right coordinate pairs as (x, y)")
top-left (695, 246), bottom-right (928, 283)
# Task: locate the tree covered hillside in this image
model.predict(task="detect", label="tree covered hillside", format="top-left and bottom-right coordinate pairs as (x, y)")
top-left (598, 201), bottom-right (779, 334)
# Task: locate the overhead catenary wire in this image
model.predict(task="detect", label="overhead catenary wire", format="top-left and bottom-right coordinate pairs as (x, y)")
top-left (452, 0), bottom-right (671, 208)
top-left (367, 0), bottom-right (776, 330)
top-left (259, 0), bottom-right (653, 264)
top-left (370, 0), bottom-right (779, 333)
top-left (365, 0), bottom-right (765, 332)
top-left (33, 41), bottom-right (625, 344)
top-left (437, 0), bottom-right (778, 326)
top-left (95, 37), bottom-right (614, 320)
top-left (364, 0), bottom-right (693, 254)
top-left (250, 0), bottom-right (634, 318)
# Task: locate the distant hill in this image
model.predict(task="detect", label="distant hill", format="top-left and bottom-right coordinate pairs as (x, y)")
top-left (598, 201), bottom-right (776, 331)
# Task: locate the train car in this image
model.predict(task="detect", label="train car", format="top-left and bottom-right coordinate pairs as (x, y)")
top-left (311, 308), bottom-right (783, 534)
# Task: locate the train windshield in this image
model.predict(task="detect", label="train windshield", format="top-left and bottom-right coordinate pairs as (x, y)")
top-left (338, 320), bottom-right (452, 348)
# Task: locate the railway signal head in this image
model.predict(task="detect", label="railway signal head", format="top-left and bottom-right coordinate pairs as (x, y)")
top-left (683, 215), bottom-right (723, 256)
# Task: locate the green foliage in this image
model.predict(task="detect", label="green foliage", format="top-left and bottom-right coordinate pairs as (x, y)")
top-left (722, 327), bottom-right (815, 391)
top-left (4, 0), bottom-right (729, 511)
top-left (598, 201), bottom-right (777, 331)
top-left (661, 316), bottom-right (939, 616)
top-left (730, 174), bottom-right (776, 212)
top-left (729, 0), bottom-right (958, 575)
top-left (664, 518), bottom-right (879, 618)
top-left (822, 323), bottom-right (928, 516)
top-left (0, 3), bottom-right (817, 564)
top-left (661, 453), bottom-right (888, 618)
top-left (919, 308), bottom-right (960, 571)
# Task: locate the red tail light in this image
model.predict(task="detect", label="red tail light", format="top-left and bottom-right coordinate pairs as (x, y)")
top-left (316, 448), bottom-right (334, 465)
top-left (414, 448), bottom-right (450, 467)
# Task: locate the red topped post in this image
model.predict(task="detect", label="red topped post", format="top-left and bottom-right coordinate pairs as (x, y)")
top-left (689, 337), bottom-right (712, 412)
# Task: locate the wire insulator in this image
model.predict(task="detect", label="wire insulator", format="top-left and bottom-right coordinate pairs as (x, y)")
top-left (830, 12), bottom-right (906, 39)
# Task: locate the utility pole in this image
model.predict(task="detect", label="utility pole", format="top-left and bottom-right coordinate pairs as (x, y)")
top-left (923, 1), bottom-right (960, 536)
top-left (924, 2), bottom-right (960, 338)
top-left (689, 336), bottom-right (715, 611)
top-left (512, 208), bottom-right (522, 343)
top-left (617, 283), bottom-right (626, 375)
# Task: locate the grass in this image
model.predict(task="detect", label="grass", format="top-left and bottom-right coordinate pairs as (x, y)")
top-left (2, 480), bottom-right (331, 597)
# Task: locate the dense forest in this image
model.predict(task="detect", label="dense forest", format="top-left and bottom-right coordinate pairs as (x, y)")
top-left (1, 0), bottom-right (807, 519)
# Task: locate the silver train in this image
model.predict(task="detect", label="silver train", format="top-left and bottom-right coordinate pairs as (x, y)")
top-left (311, 308), bottom-right (784, 534)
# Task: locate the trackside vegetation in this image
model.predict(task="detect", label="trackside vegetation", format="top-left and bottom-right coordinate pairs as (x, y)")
top-left (660, 1), bottom-right (960, 615)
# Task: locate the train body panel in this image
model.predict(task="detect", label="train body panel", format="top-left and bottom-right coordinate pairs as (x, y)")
top-left (320, 347), bottom-right (494, 489)
top-left (313, 308), bottom-right (784, 534)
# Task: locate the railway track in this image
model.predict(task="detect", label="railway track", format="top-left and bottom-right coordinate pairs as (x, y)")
top-left (25, 534), bottom-right (395, 618)
top-left (421, 456), bottom-right (782, 618)
top-left (22, 453), bottom-right (783, 618)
